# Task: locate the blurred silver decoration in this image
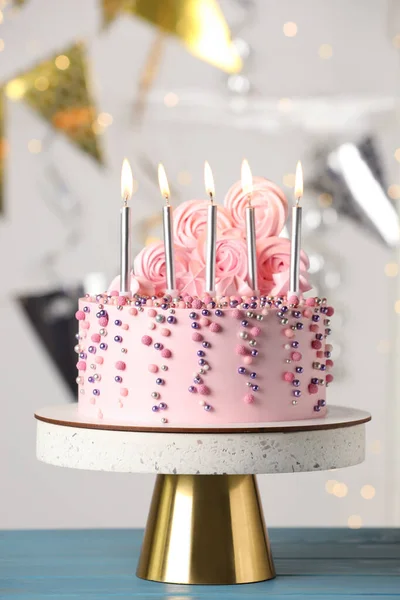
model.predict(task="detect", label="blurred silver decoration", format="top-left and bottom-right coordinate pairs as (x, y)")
top-left (314, 137), bottom-right (399, 248)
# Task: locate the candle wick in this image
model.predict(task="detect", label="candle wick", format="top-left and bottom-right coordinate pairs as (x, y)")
top-left (295, 195), bottom-right (301, 207)
top-left (164, 194), bottom-right (170, 206)
top-left (123, 196), bottom-right (128, 207)
top-left (209, 192), bottom-right (214, 205)
top-left (248, 193), bottom-right (252, 207)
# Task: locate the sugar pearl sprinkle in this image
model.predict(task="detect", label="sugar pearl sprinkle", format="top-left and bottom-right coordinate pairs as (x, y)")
top-left (75, 294), bottom-right (333, 421)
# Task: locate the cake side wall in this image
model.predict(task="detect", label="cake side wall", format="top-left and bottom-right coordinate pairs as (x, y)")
top-left (75, 298), bottom-right (331, 425)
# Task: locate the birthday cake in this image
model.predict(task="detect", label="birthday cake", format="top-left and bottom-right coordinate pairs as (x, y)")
top-left (75, 172), bottom-right (334, 426)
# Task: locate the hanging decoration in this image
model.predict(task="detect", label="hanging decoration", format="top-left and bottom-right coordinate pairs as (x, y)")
top-left (102, 0), bottom-right (242, 73)
top-left (5, 43), bottom-right (103, 163)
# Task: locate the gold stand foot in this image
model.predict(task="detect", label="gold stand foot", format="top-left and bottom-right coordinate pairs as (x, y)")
top-left (137, 474), bottom-right (275, 585)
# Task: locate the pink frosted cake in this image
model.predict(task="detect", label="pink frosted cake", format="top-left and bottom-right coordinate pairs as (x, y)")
top-left (75, 177), bottom-right (334, 427)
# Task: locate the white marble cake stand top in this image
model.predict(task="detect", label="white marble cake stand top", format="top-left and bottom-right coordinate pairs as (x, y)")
top-left (35, 404), bottom-right (370, 475)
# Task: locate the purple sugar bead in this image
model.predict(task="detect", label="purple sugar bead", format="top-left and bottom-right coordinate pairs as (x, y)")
top-left (252, 384), bottom-right (259, 392)
top-left (250, 372), bottom-right (257, 379)
top-left (167, 316), bottom-right (176, 324)
top-left (191, 322), bottom-right (199, 329)
top-left (114, 319), bottom-right (122, 326)
top-left (189, 312), bottom-right (197, 319)
top-left (291, 341), bottom-right (299, 348)
top-left (215, 309), bottom-right (223, 317)
top-left (293, 390), bottom-right (301, 397)
top-left (293, 379), bottom-right (300, 387)
top-left (251, 349), bottom-right (259, 357)
top-left (88, 346), bottom-right (96, 354)
top-left (241, 320), bottom-right (249, 327)
top-left (314, 405), bottom-right (321, 412)
top-left (159, 402), bottom-right (167, 410)
top-left (311, 377), bottom-right (319, 384)
top-left (296, 323), bottom-right (304, 330)
top-left (202, 341), bottom-right (211, 348)
top-left (88, 376), bottom-right (94, 383)
top-left (152, 405), bottom-right (159, 412)
top-left (318, 399), bottom-right (326, 407)
top-left (197, 350), bottom-right (205, 357)
top-left (296, 366), bottom-right (304, 373)
top-left (93, 389), bottom-right (100, 396)
top-left (202, 309), bottom-right (210, 316)
top-left (188, 386), bottom-right (197, 393)
top-left (312, 314), bottom-right (320, 322)
top-left (114, 375), bottom-right (122, 383)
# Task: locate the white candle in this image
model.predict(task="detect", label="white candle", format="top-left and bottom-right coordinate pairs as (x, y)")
top-left (242, 159), bottom-right (259, 293)
top-left (289, 161), bottom-right (303, 298)
top-left (158, 164), bottom-right (176, 294)
top-left (120, 159), bottom-right (133, 295)
top-left (204, 161), bottom-right (217, 295)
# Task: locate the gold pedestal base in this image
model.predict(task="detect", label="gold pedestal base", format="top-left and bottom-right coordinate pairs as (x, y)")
top-left (137, 474), bottom-right (275, 585)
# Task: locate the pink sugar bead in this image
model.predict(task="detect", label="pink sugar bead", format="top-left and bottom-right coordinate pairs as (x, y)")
top-left (236, 344), bottom-right (247, 356)
top-left (243, 356), bottom-right (253, 365)
top-left (148, 364), bottom-right (158, 373)
top-left (326, 306), bottom-right (334, 316)
top-left (161, 349), bottom-right (172, 358)
top-left (148, 309), bottom-right (157, 318)
top-left (244, 393), bottom-right (254, 404)
top-left (326, 359), bottom-right (334, 368)
top-left (284, 328), bottom-right (294, 339)
top-left (203, 295), bottom-right (212, 305)
top-left (75, 310), bottom-right (85, 320)
top-left (209, 322), bottom-right (221, 333)
top-left (308, 383), bottom-right (318, 394)
top-left (90, 397), bottom-right (96, 405)
top-left (110, 290), bottom-right (119, 297)
top-left (316, 351), bottom-right (324, 358)
top-left (146, 299), bottom-right (154, 306)
top-left (81, 321), bottom-right (90, 329)
top-left (291, 351), bottom-right (302, 362)
top-left (161, 328), bottom-right (171, 337)
top-left (306, 297), bottom-right (316, 306)
top-left (262, 308), bottom-right (269, 315)
top-left (283, 371), bottom-right (294, 382)
top-left (179, 301), bottom-right (186, 308)
top-left (310, 324), bottom-right (319, 333)
top-left (95, 356), bottom-right (103, 364)
top-left (184, 295), bottom-right (193, 304)
top-left (326, 374), bottom-right (334, 383)
top-left (250, 326), bottom-right (261, 337)
top-left (192, 298), bottom-right (202, 309)
top-left (232, 309), bottom-right (242, 319)
top-left (98, 409), bottom-right (103, 419)
top-left (117, 296), bottom-right (127, 306)
top-left (91, 333), bottom-right (101, 343)
top-left (141, 335), bottom-right (152, 346)
top-left (326, 344), bottom-right (333, 352)
top-left (303, 309), bottom-right (313, 318)
top-left (120, 388), bottom-right (128, 397)
top-left (77, 360), bottom-right (86, 371)
top-left (129, 307), bottom-right (138, 316)
top-left (192, 332), bottom-right (203, 342)
top-left (122, 324), bottom-right (129, 330)
top-left (115, 361), bottom-right (126, 370)
top-left (200, 317), bottom-right (210, 326)
top-left (99, 317), bottom-right (108, 327)
top-left (118, 400), bottom-right (123, 408)
top-left (288, 295), bottom-right (299, 305)
top-left (198, 384), bottom-right (210, 395)
top-left (312, 340), bottom-right (322, 350)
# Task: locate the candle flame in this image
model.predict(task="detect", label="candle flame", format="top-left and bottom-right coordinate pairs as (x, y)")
top-left (204, 161), bottom-right (215, 201)
top-left (121, 158), bottom-right (133, 202)
top-left (241, 159), bottom-right (253, 200)
top-left (158, 163), bottom-right (170, 204)
top-left (295, 160), bottom-right (303, 202)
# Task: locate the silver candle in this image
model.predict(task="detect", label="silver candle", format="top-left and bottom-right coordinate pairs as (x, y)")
top-left (242, 159), bottom-right (259, 292)
top-left (158, 164), bottom-right (176, 294)
top-left (289, 161), bottom-right (303, 297)
top-left (120, 159), bottom-right (133, 295)
top-left (204, 161), bottom-right (217, 294)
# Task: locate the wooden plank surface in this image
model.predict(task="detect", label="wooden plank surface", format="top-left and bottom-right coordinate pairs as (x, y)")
top-left (0, 529), bottom-right (399, 599)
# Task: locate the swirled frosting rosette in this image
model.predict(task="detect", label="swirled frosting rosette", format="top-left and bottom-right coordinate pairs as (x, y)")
top-left (107, 273), bottom-right (155, 296)
top-left (134, 241), bottom-right (190, 294)
top-left (224, 176), bottom-right (288, 238)
top-left (257, 237), bottom-right (311, 296)
top-left (173, 199), bottom-right (233, 249)
top-left (195, 235), bottom-right (252, 296)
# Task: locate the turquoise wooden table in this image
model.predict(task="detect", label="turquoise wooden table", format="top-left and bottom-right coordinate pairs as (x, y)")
top-left (0, 528), bottom-right (399, 599)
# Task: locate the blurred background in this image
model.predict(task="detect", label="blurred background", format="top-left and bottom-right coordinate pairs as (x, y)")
top-left (1, 0), bottom-right (400, 530)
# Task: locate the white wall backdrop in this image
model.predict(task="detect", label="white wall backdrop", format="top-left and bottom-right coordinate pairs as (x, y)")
top-left (1, 0), bottom-right (399, 529)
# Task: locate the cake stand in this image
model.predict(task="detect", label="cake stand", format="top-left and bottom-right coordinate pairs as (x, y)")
top-left (35, 404), bottom-right (370, 586)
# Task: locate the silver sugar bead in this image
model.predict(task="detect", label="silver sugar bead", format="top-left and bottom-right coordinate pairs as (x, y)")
top-left (246, 311), bottom-right (255, 318)
top-left (292, 400), bottom-right (298, 405)
top-left (161, 417), bottom-right (167, 423)
top-left (155, 315), bottom-right (165, 323)
top-left (90, 364), bottom-right (96, 370)
top-left (239, 331), bottom-right (248, 339)
top-left (280, 318), bottom-right (288, 325)
top-left (286, 359), bottom-right (292, 363)
top-left (199, 368), bottom-right (205, 375)
top-left (249, 339), bottom-right (257, 347)
top-left (79, 389), bottom-right (85, 394)
top-left (76, 376), bottom-right (82, 384)
top-left (151, 392), bottom-right (160, 399)
top-left (117, 305), bottom-right (123, 311)
top-left (161, 365), bottom-right (168, 371)
top-left (121, 348), bottom-right (127, 353)
top-left (246, 381), bottom-right (252, 387)
top-left (256, 314), bottom-right (263, 321)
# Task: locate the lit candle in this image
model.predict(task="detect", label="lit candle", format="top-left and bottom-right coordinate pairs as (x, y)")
top-left (158, 163), bottom-right (176, 294)
top-left (288, 161), bottom-right (303, 298)
top-left (120, 158), bottom-right (133, 295)
top-left (242, 159), bottom-right (259, 293)
top-left (204, 161), bottom-right (217, 294)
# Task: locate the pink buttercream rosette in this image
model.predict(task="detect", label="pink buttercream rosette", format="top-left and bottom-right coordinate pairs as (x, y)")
top-left (193, 235), bottom-right (252, 296)
top-left (108, 273), bottom-right (155, 296)
top-left (134, 241), bottom-right (190, 294)
top-left (173, 199), bottom-right (233, 250)
top-left (224, 176), bottom-right (288, 238)
top-left (257, 237), bottom-right (311, 296)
